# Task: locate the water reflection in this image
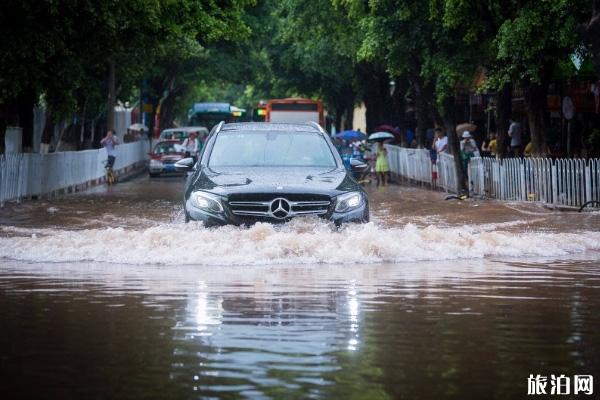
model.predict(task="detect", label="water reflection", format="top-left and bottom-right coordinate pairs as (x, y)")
top-left (347, 280), bottom-right (360, 351)
top-left (0, 258), bottom-right (599, 399)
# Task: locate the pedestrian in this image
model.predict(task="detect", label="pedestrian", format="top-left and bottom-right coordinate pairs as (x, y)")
top-left (487, 133), bottom-right (498, 158)
top-left (432, 127), bottom-right (448, 154)
top-left (508, 117), bottom-right (522, 156)
top-left (100, 129), bottom-right (119, 169)
top-left (480, 132), bottom-right (496, 157)
top-left (375, 142), bottom-right (390, 186)
top-left (460, 131), bottom-right (479, 172)
top-left (361, 143), bottom-right (375, 183)
top-left (182, 132), bottom-right (199, 162)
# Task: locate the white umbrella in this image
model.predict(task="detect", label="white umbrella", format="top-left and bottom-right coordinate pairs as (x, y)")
top-left (129, 123), bottom-right (148, 131)
top-left (367, 131), bottom-right (395, 141)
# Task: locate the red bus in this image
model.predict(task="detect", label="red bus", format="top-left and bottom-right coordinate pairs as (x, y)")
top-left (266, 98), bottom-right (325, 127)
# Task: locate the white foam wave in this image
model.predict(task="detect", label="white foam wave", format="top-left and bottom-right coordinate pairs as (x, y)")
top-left (1, 220), bottom-right (599, 265)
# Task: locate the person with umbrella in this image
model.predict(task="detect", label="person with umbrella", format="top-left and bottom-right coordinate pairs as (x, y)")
top-left (460, 131), bottom-right (479, 172)
top-left (368, 131), bottom-right (394, 186)
top-left (374, 142), bottom-right (390, 186)
top-left (368, 132), bottom-right (394, 187)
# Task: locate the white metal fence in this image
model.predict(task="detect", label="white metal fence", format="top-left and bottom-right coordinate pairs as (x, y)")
top-left (469, 157), bottom-right (600, 209)
top-left (0, 141), bottom-right (149, 205)
top-left (385, 145), bottom-right (458, 192)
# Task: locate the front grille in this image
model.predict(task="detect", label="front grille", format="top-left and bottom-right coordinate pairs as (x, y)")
top-left (228, 193), bottom-right (330, 202)
top-left (228, 196), bottom-right (331, 218)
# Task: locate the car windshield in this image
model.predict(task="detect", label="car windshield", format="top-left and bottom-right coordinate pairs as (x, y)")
top-left (160, 130), bottom-right (188, 141)
top-left (209, 130), bottom-right (337, 167)
top-left (154, 142), bottom-right (182, 154)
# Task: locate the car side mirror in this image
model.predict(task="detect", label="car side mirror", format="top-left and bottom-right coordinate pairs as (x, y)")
top-left (350, 158), bottom-right (368, 172)
top-left (174, 157), bottom-right (195, 172)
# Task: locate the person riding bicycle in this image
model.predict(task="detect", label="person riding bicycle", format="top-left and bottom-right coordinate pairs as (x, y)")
top-left (100, 129), bottom-right (119, 169)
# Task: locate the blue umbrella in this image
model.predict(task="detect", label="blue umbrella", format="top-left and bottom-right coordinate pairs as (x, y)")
top-left (336, 130), bottom-right (367, 141)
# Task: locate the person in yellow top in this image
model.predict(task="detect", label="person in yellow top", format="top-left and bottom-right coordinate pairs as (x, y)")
top-left (524, 142), bottom-right (533, 157)
top-left (481, 133), bottom-right (497, 157)
top-left (488, 135), bottom-right (497, 157)
top-left (375, 142), bottom-right (390, 186)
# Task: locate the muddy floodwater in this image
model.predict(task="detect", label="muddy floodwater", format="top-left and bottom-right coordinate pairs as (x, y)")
top-left (1, 176), bottom-right (599, 399)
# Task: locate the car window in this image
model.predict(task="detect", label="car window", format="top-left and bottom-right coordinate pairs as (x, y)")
top-left (209, 130), bottom-right (336, 167)
top-left (154, 142), bottom-right (182, 154)
top-left (160, 131), bottom-right (188, 141)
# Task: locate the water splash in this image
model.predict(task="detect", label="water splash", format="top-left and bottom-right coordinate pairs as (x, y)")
top-left (1, 219), bottom-right (599, 266)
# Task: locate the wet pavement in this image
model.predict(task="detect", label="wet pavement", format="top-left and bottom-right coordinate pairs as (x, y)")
top-left (1, 175), bottom-right (599, 399)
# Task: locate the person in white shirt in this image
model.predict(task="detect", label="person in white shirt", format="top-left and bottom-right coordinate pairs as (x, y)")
top-left (182, 132), bottom-right (199, 162)
top-left (432, 128), bottom-right (448, 154)
top-left (508, 118), bottom-right (522, 156)
top-left (460, 131), bottom-right (479, 172)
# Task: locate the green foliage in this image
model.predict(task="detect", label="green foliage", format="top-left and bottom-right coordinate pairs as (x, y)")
top-left (2, 0), bottom-right (597, 138)
top-left (0, 0), bottom-right (252, 125)
top-left (493, 0), bottom-right (580, 84)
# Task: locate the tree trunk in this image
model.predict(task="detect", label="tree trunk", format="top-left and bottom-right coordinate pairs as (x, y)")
top-left (524, 81), bottom-right (548, 156)
top-left (390, 77), bottom-right (408, 145)
top-left (146, 98), bottom-right (160, 139)
top-left (42, 110), bottom-right (54, 145)
top-left (495, 82), bottom-right (512, 159)
top-left (358, 64), bottom-right (392, 133)
top-left (106, 59), bottom-right (116, 131)
top-left (440, 96), bottom-right (467, 192)
top-left (17, 88), bottom-right (35, 152)
top-left (363, 88), bottom-right (382, 134)
top-left (158, 97), bottom-right (176, 132)
top-left (79, 100), bottom-right (87, 149)
top-left (411, 75), bottom-right (427, 148)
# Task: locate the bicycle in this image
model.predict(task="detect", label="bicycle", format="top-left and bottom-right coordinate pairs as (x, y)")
top-left (103, 159), bottom-right (117, 185)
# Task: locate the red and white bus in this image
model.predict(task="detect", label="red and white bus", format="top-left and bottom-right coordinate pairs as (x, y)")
top-left (265, 98), bottom-right (325, 127)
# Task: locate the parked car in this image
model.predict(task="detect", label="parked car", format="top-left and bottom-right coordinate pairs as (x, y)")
top-left (175, 122), bottom-right (369, 226)
top-left (148, 140), bottom-right (186, 177)
top-left (159, 127), bottom-right (208, 143)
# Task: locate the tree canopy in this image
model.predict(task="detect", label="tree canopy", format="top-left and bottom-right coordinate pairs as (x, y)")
top-left (1, 0), bottom-right (599, 162)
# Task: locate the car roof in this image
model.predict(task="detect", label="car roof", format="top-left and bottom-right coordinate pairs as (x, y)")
top-left (220, 122), bottom-right (322, 133)
top-left (155, 139), bottom-right (180, 144)
top-left (161, 126), bottom-right (208, 133)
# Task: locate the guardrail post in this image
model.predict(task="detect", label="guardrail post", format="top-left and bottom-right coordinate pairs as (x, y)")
top-left (551, 163), bottom-right (558, 209)
top-left (585, 161), bottom-right (592, 205)
top-left (520, 161), bottom-right (526, 201)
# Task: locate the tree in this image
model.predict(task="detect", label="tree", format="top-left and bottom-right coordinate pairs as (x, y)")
top-left (0, 0), bottom-right (252, 151)
top-left (579, 0), bottom-right (600, 78)
top-left (492, 1), bottom-right (582, 156)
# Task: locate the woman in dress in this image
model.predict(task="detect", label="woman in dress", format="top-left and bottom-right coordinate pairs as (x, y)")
top-left (375, 142), bottom-right (390, 186)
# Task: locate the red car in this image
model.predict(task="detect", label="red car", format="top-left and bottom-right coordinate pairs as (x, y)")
top-left (148, 140), bottom-right (186, 177)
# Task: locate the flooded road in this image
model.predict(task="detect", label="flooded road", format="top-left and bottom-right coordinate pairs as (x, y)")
top-left (1, 176), bottom-right (599, 399)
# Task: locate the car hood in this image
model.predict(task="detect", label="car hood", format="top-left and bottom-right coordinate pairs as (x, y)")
top-left (189, 166), bottom-right (359, 197)
top-left (156, 154), bottom-right (184, 162)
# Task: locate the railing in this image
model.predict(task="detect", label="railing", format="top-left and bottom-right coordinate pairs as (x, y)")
top-left (469, 157), bottom-right (600, 209)
top-left (385, 145), bottom-right (458, 192)
top-left (0, 141), bottom-right (149, 205)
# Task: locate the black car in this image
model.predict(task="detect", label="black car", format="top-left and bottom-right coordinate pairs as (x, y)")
top-left (175, 122), bottom-right (369, 226)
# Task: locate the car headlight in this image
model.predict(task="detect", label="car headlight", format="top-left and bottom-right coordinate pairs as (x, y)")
top-left (191, 191), bottom-right (224, 213)
top-left (150, 159), bottom-right (163, 167)
top-left (335, 191), bottom-right (362, 213)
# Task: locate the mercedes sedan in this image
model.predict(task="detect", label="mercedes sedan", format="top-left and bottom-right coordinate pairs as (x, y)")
top-left (175, 122), bottom-right (369, 226)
